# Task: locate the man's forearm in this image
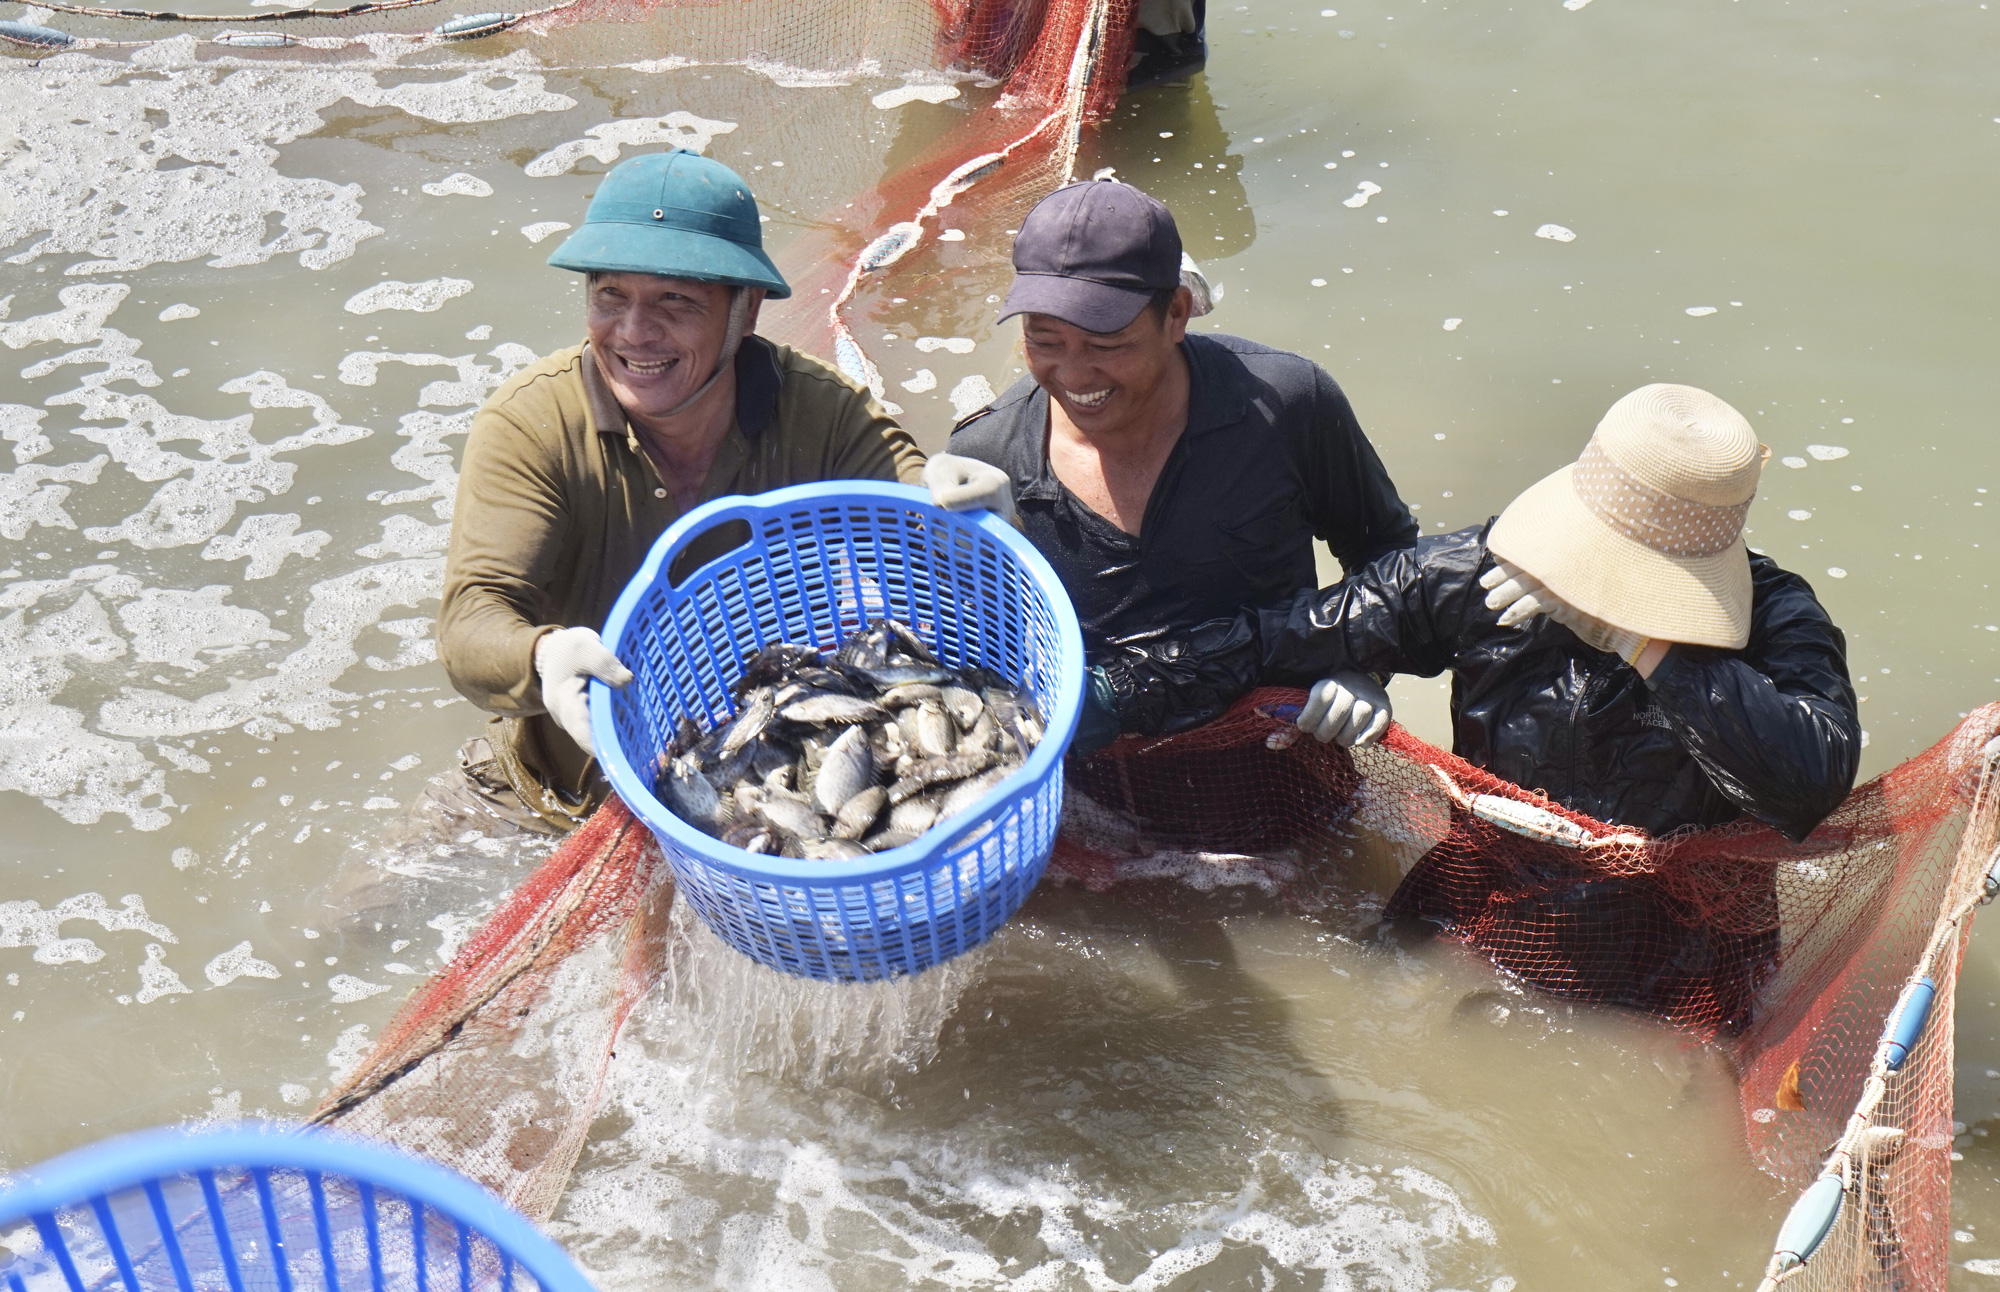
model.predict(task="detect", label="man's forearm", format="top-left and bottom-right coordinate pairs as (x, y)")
top-left (437, 587), bottom-right (557, 716)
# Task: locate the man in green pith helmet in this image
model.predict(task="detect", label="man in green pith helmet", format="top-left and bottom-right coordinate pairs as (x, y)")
top-left (437, 149), bottom-right (926, 833)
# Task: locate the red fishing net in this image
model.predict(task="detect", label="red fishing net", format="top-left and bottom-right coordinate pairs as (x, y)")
top-left (1055, 689), bottom-right (2000, 1291)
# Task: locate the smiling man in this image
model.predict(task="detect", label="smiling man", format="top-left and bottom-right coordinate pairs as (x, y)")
top-left (929, 180), bottom-right (1417, 750)
top-left (438, 150), bottom-right (924, 831)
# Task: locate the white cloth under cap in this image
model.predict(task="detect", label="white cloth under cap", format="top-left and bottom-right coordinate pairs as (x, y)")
top-left (1487, 383), bottom-right (1767, 649)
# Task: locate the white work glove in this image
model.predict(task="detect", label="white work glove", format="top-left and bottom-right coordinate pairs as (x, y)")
top-left (535, 626), bottom-right (631, 757)
top-left (1479, 560), bottom-right (1652, 667)
top-left (1297, 671), bottom-right (1393, 747)
top-left (923, 453), bottom-right (1017, 526)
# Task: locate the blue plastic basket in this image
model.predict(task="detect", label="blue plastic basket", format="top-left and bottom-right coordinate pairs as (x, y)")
top-left (0, 1124), bottom-right (597, 1292)
top-left (591, 481), bottom-right (1085, 982)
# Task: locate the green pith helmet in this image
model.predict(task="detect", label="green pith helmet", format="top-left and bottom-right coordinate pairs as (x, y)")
top-left (547, 149), bottom-right (791, 298)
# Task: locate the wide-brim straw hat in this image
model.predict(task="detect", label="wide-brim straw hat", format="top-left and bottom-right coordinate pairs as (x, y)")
top-left (1488, 383), bottom-right (1768, 649)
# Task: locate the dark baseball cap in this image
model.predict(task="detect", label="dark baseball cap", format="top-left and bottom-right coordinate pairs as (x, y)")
top-left (998, 181), bottom-right (1183, 333)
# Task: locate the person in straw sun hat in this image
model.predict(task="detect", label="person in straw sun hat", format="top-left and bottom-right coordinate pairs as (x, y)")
top-left (1108, 383), bottom-right (1861, 1026)
top-left (1105, 382), bottom-right (1859, 841)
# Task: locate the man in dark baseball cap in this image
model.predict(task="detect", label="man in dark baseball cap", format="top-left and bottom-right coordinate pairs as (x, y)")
top-left (924, 179), bottom-right (1417, 752)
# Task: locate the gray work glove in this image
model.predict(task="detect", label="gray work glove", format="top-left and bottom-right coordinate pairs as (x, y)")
top-left (1297, 670), bottom-right (1393, 747)
top-left (923, 453), bottom-right (1017, 526)
top-left (535, 625), bottom-right (632, 757)
top-left (1480, 559), bottom-right (1651, 666)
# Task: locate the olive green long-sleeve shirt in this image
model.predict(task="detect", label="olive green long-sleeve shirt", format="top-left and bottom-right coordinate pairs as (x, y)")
top-left (439, 336), bottom-right (926, 819)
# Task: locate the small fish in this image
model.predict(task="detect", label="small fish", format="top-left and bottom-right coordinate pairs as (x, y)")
top-left (659, 755), bottom-right (726, 830)
top-left (736, 643), bottom-right (822, 695)
top-left (781, 693), bottom-right (888, 726)
top-left (814, 726), bottom-right (874, 814)
top-left (720, 686), bottom-right (776, 756)
top-left (962, 708), bottom-right (997, 754)
top-left (802, 837), bottom-right (869, 861)
top-left (887, 797), bottom-right (938, 835)
top-left (879, 683), bottom-right (943, 709)
top-left (888, 750), bottom-right (995, 804)
top-left (940, 685), bottom-right (984, 731)
top-left (755, 793), bottom-right (828, 843)
top-left (722, 822), bottom-right (777, 854)
top-left (911, 699), bottom-right (958, 759)
top-left (851, 663), bottom-right (955, 690)
top-left (880, 618), bottom-right (939, 665)
top-left (832, 785), bottom-right (887, 839)
top-left (835, 625), bottom-right (892, 670)
top-left (935, 766), bottom-right (1009, 818)
top-left (659, 619), bottom-right (1036, 860)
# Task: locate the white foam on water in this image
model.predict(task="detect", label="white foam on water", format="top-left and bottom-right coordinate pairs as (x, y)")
top-left (948, 374), bottom-right (995, 421)
top-left (344, 278), bottom-right (476, 315)
top-left (0, 892), bottom-right (174, 966)
top-left (135, 942), bottom-right (192, 1002)
top-left (1807, 444), bottom-right (1849, 460)
top-left (900, 369), bottom-right (937, 394)
top-left (97, 557), bottom-right (444, 740)
top-left (522, 221), bottom-right (573, 244)
top-left (118, 586), bottom-right (288, 672)
top-left (325, 1022), bottom-right (372, 1072)
top-left (1685, 306), bottom-right (1717, 316)
top-left (1563, 0), bottom-right (1593, 10)
top-left (421, 172), bottom-right (494, 198)
top-left (1781, 456), bottom-right (1808, 468)
top-left (914, 336), bottom-right (975, 354)
top-left (328, 973), bottom-right (389, 1002)
top-left (1788, 509), bottom-right (1812, 521)
top-left (201, 513), bottom-right (332, 579)
top-left (157, 304), bottom-right (201, 322)
top-left (203, 940), bottom-right (281, 986)
top-left (1535, 223), bottom-right (1576, 242)
top-left (525, 112), bottom-right (739, 178)
top-left (0, 51), bottom-right (574, 276)
top-left (1444, 317), bottom-right (1463, 330)
top-left (871, 82), bottom-right (961, 110)
top-left (1343, 180), bottom-right (1383, 208)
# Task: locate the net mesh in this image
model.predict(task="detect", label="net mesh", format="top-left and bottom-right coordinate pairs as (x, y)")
top-left (1054, 690), bottom-right (2000, 1291)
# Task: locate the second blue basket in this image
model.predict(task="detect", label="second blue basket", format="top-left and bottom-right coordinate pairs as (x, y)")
top-left (591, 481), bottom-right (1085, 982)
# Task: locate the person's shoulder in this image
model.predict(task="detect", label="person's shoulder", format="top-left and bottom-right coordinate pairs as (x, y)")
top-left (1191, 331), bottom-right (1334, 401)
top-left (1747, 548), bottom-right (1837, 621)
top-left (946, 373), bottom-right (1038, 458)
top-left (480, 343), bottom-right (587, 429)
top-left (766, 339), bottom-right (874, 402)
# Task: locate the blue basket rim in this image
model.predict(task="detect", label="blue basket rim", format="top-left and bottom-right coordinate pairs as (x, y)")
top-left (589, 480), bottom-right (1085, 885)
top-left (0, 1123), bottom-right (597, 1292)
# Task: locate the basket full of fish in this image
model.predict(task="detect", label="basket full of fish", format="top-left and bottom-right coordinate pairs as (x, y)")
top-left (593, 482), bottom-right (1085, 982)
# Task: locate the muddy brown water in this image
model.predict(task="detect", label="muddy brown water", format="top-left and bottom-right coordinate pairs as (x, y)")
top-left (3, 0), bottom-right (1999, 1286)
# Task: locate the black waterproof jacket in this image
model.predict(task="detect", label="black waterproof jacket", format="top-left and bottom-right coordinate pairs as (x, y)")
top-left (1108, 523), bottom-right (1862, 842)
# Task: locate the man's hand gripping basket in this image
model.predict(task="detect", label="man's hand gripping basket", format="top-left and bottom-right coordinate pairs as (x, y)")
top-left (592, 481), bottom-right (1084, 982)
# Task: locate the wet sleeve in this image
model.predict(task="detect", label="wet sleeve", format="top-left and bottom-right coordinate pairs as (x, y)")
top-left (1641, 570), bottom-right (1861, 842)
top-left (437, 406), bottom-right (567, 717)
top-left (1254, 533), bottom-right (1487, 686)
top-left (817, 378), bottom-right (928, 485)
top-left (1303, 366), bottom-right (1420, 572)
top-left (1104, 532), bottom-right (1490, 735)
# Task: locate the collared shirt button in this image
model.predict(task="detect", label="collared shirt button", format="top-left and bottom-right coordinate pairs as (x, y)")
top-left (653, 487), bottom-right (667, 499)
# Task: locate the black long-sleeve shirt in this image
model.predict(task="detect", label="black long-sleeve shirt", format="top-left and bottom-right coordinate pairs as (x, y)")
top-left (1251, 523), bottom-right (1861, 841)
top-left (947, 332), bottom-right (1418, 660)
